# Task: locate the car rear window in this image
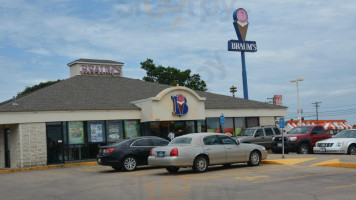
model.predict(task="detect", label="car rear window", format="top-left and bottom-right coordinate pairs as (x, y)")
top-left (170, 137), bottom-right (192, 144)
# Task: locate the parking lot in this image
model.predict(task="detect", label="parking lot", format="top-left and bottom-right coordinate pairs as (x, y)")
top-left (1, 155), bottom-right (356, 200)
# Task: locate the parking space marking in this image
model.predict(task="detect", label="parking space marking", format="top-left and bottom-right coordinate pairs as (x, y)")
top-left (252, 169), bottom-right (356, 184)
top-left (325, 184), bottom-right (356, 190)
top-left (311, 159), bottom-right (340, 166)
top-left (180, 165), bottom-right (310, 180)
top-left (235, 175), bottom-right (269, 181)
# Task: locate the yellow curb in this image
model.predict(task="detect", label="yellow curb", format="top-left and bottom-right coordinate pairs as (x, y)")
top-left (0, 162), bottom-right (97, 174)
top-left (261, 158), bottom-right (316, 165)
top-left (311, 159), bottom-right (340, 166)
top-left (316, 163), bottom-right (356, 168)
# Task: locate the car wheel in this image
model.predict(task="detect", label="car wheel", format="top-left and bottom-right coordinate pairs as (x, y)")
top-left (166, 167), bottom-right (180, 173)
top-left (111, 165), bottom-right (121, 171)
top-left (248, 151), bottom-right (261, 166)
top-left (297, 143), bottom-right (310, 154)
top-left (193, 155), bottom-right (208, 173)
top-left (347, 145), bottom-right (356, 155)
top-left (122, 156), bottom-right (137, 171)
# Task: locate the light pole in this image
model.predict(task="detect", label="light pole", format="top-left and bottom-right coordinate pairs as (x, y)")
top-left (290, 78), bottom-right (304, 126)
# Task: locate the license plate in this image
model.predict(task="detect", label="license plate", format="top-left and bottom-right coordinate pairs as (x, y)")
top-left (320, 147), bottom-right (326, 152)
top-left (157, 151), bottom-right (165, 157)
top-left (277, 143), bottom-right (282, 147)
top-left (98, 158), bottom-right (101, 163)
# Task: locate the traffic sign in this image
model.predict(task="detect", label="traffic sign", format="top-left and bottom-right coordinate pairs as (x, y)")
top-left (220, 115), bottom-right (225, 125)
top-left (279, 118), bottom-right (285, 128)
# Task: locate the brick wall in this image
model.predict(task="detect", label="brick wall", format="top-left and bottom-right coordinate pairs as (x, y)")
top-left (19, 123), bottom-right (47, 167)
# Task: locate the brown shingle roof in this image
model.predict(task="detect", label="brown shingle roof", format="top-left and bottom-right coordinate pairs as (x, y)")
top-left (0, 75), bottom-right (285, 112)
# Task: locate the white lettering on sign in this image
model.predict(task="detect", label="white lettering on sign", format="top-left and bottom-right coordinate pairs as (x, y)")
top-left (230, 42), bottom-right (257, 51)
top-left (80, 65), bottom-right (121, 75)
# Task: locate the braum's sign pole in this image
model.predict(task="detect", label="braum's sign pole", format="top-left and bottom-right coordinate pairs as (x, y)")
top-left (228, 8), bottom-right (257, 100)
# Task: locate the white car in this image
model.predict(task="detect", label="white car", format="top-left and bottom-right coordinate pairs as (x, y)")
top-left (148, 133), bottom-right (268, 173)
top-left (313, 129), bottom-right (356, 155)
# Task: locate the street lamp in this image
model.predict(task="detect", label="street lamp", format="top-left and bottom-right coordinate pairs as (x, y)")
top-left (290, 78), bottom-right (304, 126)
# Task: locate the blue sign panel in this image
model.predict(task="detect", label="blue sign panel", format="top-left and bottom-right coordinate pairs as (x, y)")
top-left (228, 40), bottom-right (257, 52)
top-left (279, 118), bottom-right (285, 128)
top-left (171, 94), bottom-right (188, 117)
top-left (220, 115), bottom-right (225, 125)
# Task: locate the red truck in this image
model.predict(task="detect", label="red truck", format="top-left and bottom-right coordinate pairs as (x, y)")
top-left (272, 125), bottom-right (333, 154)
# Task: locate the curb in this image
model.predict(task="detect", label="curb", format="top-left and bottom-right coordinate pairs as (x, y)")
top-left (262, 159), bottom-right (356, 168)
top-left (0, 162), bottom-right (97, 174)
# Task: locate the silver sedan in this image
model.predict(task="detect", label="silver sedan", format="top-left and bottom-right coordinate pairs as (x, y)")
top-left (148, 133), bottom-right (268, 173)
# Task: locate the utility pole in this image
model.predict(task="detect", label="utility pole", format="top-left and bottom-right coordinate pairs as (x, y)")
top-left (312, 102), bottom-right (322, 125)
top-left (230, 85), bottom-right (237, 97)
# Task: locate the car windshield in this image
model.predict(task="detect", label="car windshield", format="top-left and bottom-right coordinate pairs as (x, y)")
top-left (241, 129), bottom-right (255, 136)
top-left (288, 127), bottom-right (312, 134)
top-left (333, 130), bottom-right (356, 138)
top-left (170, 137), bottom-right (192, 145)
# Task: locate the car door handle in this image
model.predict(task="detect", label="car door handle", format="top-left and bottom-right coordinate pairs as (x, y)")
top-left (205, 148), bottom-right (211, 150)
top-left (226, 147), bottom-right (232, 149)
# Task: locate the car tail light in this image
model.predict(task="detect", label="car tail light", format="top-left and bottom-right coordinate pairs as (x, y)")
top-left (149, 148), bottom-right (153, 156)
top-left (170, 148), bottom-right (178, 156)
top-left (103, 148), bottom-right (115, 154)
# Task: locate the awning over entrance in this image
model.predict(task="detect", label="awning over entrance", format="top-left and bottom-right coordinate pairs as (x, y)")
top-left (287, 120), bottom-right (353, 130)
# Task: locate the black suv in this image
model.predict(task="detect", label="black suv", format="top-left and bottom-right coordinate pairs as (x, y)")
top-left (234, 126), bottom-right (282, 149)
top-left (97, 136), bottom-right (169, 171)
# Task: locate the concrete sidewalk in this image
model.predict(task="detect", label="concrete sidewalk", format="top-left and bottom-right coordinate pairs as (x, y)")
top-left (0, 161), bottom-right (97, 174)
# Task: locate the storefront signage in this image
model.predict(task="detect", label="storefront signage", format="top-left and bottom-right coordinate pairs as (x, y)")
top-left (90, 124), bottom-right (104, 142)
top-left (274, 95), bottom-right (283, 106)
top-left (228, 8), bottom-right (257, 100)
top-left (228, 40), bottom-right (257, 52)
top-left (171, 94), bottom-right (188, 117)
top-left (125, 120), bottom-right (139, 139)
top-left (80, 64), bottom-right (121, 75)
top-left (68, 122), bottom-right (84, 144)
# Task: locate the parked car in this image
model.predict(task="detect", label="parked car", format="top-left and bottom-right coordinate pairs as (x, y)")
top-left (97, 136), bottom-right (169, 171)
top-left (234, 126), bottom-right (281, 149)
top-left (148, 133), bottom-right (268, 173)
top-left (272, 125), bottom-right (332, 154)
top-left (313, 129), bottom-right (356, 155)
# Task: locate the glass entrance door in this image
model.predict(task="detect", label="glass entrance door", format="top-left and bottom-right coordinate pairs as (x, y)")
top-left (46, 124), bottom-right (64, 164)
top-left (4, 129), bottom-right (10, 168)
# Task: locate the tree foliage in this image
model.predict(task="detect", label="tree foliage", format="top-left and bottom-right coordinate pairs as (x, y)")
top-left (140, 59), bottom-right (207, 91)
top-left (17, 79), bottom-right (62, 97)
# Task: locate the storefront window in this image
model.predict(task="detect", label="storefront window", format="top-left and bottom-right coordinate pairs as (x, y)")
top-left (174, 121), bottom-right (185, 137)
top-left (68, 122), bottom-right (85, 144)
top-left (197, 120), bottom-right (207, 132)
top-left (206, 118), bottom-right (220, 133)
top-left (186, 121), bottom-right (195, 134)
top-left (234, 117), bottom-right (246, 135)
top-left (106, 120), bottom-right (123, 143)
top-left (124, 120), bottom-right (140, 138)
top-left (88, 121), bottom-right (105, 143)
top-left (223, 118), bottom-right (234, 134)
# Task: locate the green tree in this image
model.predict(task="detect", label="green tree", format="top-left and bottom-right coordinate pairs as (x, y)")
top-left (140, 59), bottom-right (207, 91)
top-left (17, 79), bottom-right (62, 97)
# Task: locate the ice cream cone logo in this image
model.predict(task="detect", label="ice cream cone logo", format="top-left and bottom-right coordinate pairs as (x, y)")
top-left (172, 94), bottom-right (188, 117)
top-left (233, 8), bottom-right (249, 42)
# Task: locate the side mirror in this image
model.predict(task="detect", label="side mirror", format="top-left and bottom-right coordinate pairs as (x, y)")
top-left (235, 140), bottom-right (240, 145)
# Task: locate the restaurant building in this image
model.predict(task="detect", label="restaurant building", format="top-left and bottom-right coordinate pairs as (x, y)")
top-left (0, 59), bottom-right (287, 169)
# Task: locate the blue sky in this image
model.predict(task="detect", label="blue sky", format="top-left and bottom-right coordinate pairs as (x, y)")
top-left (1, 0), bottom-right (356, 125)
